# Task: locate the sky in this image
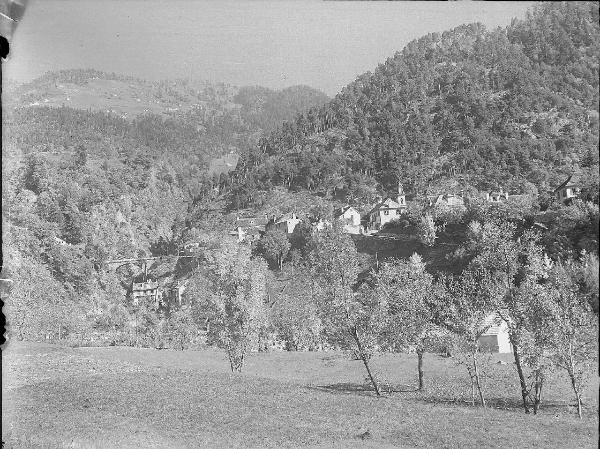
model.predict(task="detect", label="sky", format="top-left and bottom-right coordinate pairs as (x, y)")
top-left (4, 0), bottom-right (535, 95)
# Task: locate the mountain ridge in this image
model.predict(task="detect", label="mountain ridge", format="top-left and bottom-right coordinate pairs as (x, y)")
top-left (228, 2), bottom-right (599, 210)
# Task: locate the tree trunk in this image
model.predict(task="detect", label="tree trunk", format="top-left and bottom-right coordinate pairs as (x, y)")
top-left (510, 338), bottom-right (530, 414)
top-left (417, 349), bottom-right (425, 391)
top-left (473, 349), bottom-right (486, 409)
top-left (352, 327), bottom-right (381, 397)
top-left (532, 369), bottom-right (543, 415)
top-left (568, 359), bottom-right (583, 419)
top-left (361, 354), bottom-right (381, 397)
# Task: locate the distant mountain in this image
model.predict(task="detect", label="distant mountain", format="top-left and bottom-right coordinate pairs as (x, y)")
top-left (4, 69), bottom-right (330, 176)
top-left (7, 68), bottom-right (329, 126)
top-left (229, 2), bottom-right (599, 210)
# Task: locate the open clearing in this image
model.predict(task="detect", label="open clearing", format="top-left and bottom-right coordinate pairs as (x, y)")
top-left (2, 342), bottom-right (598, 449)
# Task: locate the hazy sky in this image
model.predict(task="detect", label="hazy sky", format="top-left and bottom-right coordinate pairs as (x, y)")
top-left (5, 0), bottom-right (535, 95)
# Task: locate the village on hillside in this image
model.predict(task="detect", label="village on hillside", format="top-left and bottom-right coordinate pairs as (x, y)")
top-left (119, 173), bottom-right (583, 356)
top-left (231, 173), bottom-right (579, 242)
top-left (2, 2), bottom-right (599, 447)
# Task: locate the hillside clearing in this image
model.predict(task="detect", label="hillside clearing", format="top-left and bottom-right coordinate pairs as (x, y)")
top-left (3, 342), bottom-right (598, 449)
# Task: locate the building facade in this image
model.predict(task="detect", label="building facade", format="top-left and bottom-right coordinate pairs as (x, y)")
top-left (334, 206), bottom-right (363, 234)
top-left (272, 212), bottom-right (301, 234)
top-left (367, 185), bottom-right (408, 231)
top-left (554, 174), bottom-right (581, 203)
top-left (478, 314), bottom-right (512, 354)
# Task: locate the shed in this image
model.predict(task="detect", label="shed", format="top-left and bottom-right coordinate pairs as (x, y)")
top-left (478, 314), bottom-right (512, 353)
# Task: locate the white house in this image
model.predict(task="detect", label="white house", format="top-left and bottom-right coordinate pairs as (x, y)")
top-left (367, 185), bottom-right (408, 231)
top-left (272, 212), bottom-right (301, 234)
top-left (478, 314), bottom-right (512, 354)
top-left (553, 174), bottom-right (581, 204)
top-left (334, 206), bottom-right (362, 234)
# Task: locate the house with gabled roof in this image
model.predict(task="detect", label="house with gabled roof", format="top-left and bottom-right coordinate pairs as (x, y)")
top-left (334, 206), bottom-right (363, 234)
top-left (478, 313), bottom-right (512, 353)
top-left (271, 212), bottom-right (301, 234)
top-left (367, 185), bottom-right (408, 231)
top-left (231, 214), bottom-right (270, 242)
top-left (427, 193), bottom-right (465, 209)
top-left (131, 280), bottom-right (161, 307)
top-left (553, 173), bottom-right (581, 204)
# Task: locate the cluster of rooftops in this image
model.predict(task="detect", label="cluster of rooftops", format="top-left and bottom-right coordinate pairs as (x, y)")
top-left (231, 174), bottom-right (581, 242)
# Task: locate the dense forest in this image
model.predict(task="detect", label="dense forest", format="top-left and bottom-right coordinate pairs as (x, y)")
top-left (1, 72), bottom-right (328, 342)
top-left (228, 2), bottom-right (599, 209)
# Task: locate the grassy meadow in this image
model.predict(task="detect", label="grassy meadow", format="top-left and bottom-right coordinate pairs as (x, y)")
top-left (2, 342), bottom-right (598, 449)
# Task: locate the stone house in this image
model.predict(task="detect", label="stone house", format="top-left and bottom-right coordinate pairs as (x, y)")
top-left (427, 193), bottom-right (465, 208)
top-left (334, 206), bottom-right (363, 234)
top-left (553, 174), bottom-right (581, 204)
top-left (271, 212), bottom-right (301, 234)
top-left (232, 214), bottom-right (270, 242)
top-left (131, 280), bottom-right (161, 306)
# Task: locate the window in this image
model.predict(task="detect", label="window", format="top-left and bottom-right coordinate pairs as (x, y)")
top-left (395, 210), bottom-right (399, 215)
top-left (562, 190), bottom-right (567, 198)
top-left (384, 210), bottom-right (389, 215)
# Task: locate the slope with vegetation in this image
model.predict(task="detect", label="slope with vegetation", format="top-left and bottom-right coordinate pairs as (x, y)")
top-left (1, 70), bottom-right (328, 343)
top-left (2, 1), bottom-right (598, 427)
top-left (228, 2), bottom-right (599, 209)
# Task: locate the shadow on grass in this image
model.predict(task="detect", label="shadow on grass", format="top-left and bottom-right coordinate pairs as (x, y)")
top-left (306, 382), bottom-right (423, 398)
top-left (306, 382), bottom-right (384, 397)
top-left (420, 395), bottom-right (572, 412)
top-left (306, 383), bottom-right (578, 415)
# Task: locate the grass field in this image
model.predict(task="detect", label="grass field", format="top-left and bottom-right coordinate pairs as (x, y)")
top-left (2, 342), bottom-right (598, 448)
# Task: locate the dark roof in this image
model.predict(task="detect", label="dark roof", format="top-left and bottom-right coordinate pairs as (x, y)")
top-left (236, 216), bottom-right (269, 227)
top-left (275, 212), bottom-right (298, 223)
top-left (553, 174), bottom-right (581, 192)
top-left (334, 206), bottom-right (358, 218)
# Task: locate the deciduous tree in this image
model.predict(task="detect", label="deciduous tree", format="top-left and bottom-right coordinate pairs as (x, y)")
top-left (308, 222), bottom-right (384, 396)
top-left (258, 228), bottom-right (290, 271)
top-left (201, 241), bottom-right (269, 372)
top-left (374, 253), bottom-right (445, 390)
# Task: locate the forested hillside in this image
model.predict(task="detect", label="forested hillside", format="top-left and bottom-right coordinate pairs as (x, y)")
top-left (229, 2), bottom-right (599, 209)
top-left (2, 2), bottom-right (598, 353)
top-left (1, 71), bottom-right (328, 341)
